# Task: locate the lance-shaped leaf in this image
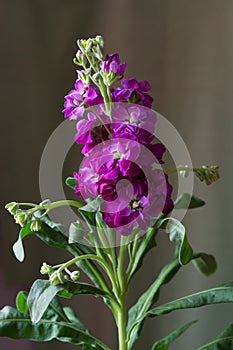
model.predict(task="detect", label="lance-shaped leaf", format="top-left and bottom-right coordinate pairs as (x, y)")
top-left (28, 279), bottom-right (64, 324)
top-left (174, 193), bottom-right (205, 209)
top-left (192, 253), bottom-right (217, 276)
top-left (197, 323), bottom-right (233, 349)
top-left (59, 281), bottom-right (114, 301)
top-left (151, 320), bottom-right (197, 349)
top-left (146, 282), bottom-right (233, 318)
top-left (12, 222), bottom-right (33, 261)
top-left (0, 306), bottom-right (110, 349)
top-left (127, 257), bottom-right (181, 349)
top-left (161, 218), bottom-right (193, 265)
top-left (127, 261), bottom-right (227, 349)
top-left (28, 279), bottom-right (115, 324)
top-left (63, 306), bottom-right (89, 333)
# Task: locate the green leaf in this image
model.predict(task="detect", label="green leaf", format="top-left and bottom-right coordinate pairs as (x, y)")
top-left (197, 323), bottom-right (233, 349)
top-left (0, 306), bottom-right (110, 349)
top-left (161, 218), bottom-right (193, 265)
top-left (16, 291), bottom-right (29, 314)
top-left (192, 253), bottom-right (217, 276)
top-left (174, 193), bottom-right (205, 209)
top-left (127, 257), bottom-right (182, 349)
top-left (65, 176), bottom-right (77, 190)
top-left (147, 281), bottom-right (233, 318)
top-left (79, 197), bottom-right (103, 213)
top-left (63, 307), bottom-right (89, 333)
top-left (69, 221), bottom-right (86, 243)
top-left (28, 279), bottom-right (64, 324)
top-left (59, 281), bottom-right (113, 300)
top-left (151, 320), bottom-right (197, 349)
top-left (12, 223), bottom-right (33, 262)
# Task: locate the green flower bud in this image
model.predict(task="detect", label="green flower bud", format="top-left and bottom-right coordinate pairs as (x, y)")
top-left (40, 262), bottom-right (53, 275)
top-left (194, 166), bottom-right (220, 185)
top-left (70, 271), bottom-right (80, 281)
top-left (78, 38), bottom-right (92, 53)
top-left (30, 220), bottom-right (41, 232)
top-left (95, 35), bottom-right (104, 49)
top-left (50, 271), bottom-right (65, 285)
top-left (14, 210), bottom-right (27, 227)
top-left (5, 202), bottom-right (19, 215)
top-left (74, 50), bottom-right (87, 67)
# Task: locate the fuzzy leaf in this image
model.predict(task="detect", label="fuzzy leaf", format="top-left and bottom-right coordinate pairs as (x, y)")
top-left (59, 281), bottom-right (113, 300)
top-left (161, 218), bottom-right (193, 265)
top-left (0, 306), bottom-right (109, 349)
top-left (127, 257), bottom-right (181, 349)
top-left (174, 193), bottom-right (205, 209)
top-left (147, 282), bottom-right (233, 318)
top-left (28, 279), bottom-right (64, 324)
top-left (192, 253), bottom-right (217, 276)
top-left (12, 223), bottom-right (33, 262)
top-left (197, 323), bottom-right (233, 349)
top-left (151, 320), bottom-right (197, 349)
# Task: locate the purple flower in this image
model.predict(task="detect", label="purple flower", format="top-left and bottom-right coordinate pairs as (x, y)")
top-left (102, 53), bottom-right (126, 77)
top-left (111, 79), bottom-right (153, 108)
top-left (101, 168), bottom-right (173, 233)
top-left (63, 80), bottom-right (103, 120)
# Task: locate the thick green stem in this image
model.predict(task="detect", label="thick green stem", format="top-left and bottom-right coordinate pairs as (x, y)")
top-left (118, 294), bottom-right (127, 350)
top-left (116, 241), bottom-right (128, 350)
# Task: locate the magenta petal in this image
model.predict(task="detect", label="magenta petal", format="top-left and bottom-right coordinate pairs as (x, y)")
top-left (139, 80), bottom-right (151, 92)
top-left (121, 78), bottom-right (139, 90)
top-left (75, 80), bottom-right (85, 95)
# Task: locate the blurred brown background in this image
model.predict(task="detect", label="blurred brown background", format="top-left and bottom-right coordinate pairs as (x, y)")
top-left (1, 0), bottom-right (233, 349)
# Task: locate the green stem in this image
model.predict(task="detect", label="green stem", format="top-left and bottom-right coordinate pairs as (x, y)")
top-left (118, 294), bottom-right (127, 350)
top-left (58, 254), bottom-right (119, 299)
top-left (167, 166), bottom-right (196, 175)
top-left (43, 200), bottom-right (83, 210)
top-left (116, 239), bottom-right (129, 350)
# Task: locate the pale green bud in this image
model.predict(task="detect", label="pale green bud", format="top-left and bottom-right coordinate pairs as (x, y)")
top-left (40, 262), bottom-right (53, 275)
top-left (95, 35), bottom-right (104, 48)
top-left (5, 202), bottom-right (19, 215)
top-left (50, 271), bottom-right (65, 285)
top-left (70, 271), bottom-right (80, 281)
top-left (14, 210), bottom-right (27, 227)
top-left (30, 220), bottom-right (41, 232)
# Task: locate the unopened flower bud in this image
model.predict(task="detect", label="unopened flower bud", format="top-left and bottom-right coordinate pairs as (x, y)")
top-left (74, 50), bottom-right (87, 67)
top-left (14, 210), bottom-right (27, 227)
top-left (95, 35), bottom-right (104, 49)
top-left (30, 220), bottom-right (41, 232)
top-left (194, 166), bottom-right (220, 185)
top-left (40, 262), bottom-right (53, 275)
top-left (50, 271), bottom-right (65, 285)
top-left (70, 271), bottom-right (80, 281)
top-left (5, 202), bottom-right (19, 215)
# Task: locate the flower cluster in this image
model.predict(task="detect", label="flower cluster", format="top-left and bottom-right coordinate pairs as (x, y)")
top-left (62, 36), bottom-right (175, 234)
